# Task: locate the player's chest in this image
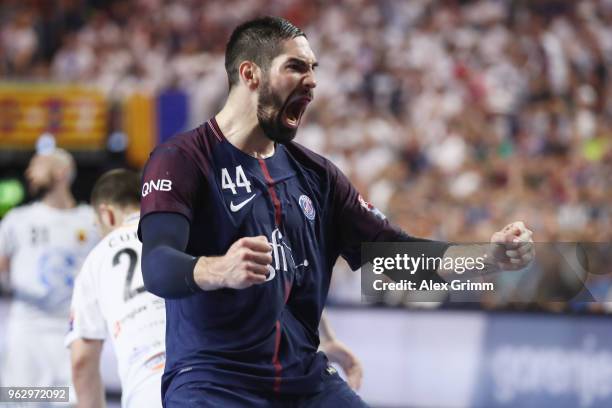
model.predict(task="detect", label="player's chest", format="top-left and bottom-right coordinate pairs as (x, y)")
top-left (209, 158), bottom-right (320, 235)
top-left (16, 216), bottom-right (95, 250)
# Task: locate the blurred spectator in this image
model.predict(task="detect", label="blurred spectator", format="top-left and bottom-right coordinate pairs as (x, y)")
top-left (1, 0), bottom-right (611, 309)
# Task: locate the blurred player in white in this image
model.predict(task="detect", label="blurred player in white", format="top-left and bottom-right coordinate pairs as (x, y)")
top-left (0, 149), bottom-right (99, 403)
top-left (66, 169), bottom-right (165, 408)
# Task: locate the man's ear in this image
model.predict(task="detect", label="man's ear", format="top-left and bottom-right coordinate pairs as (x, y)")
top-left (238, 61), bottom-right (260, 90)
top-left (97, 203), bottom-right (116, 229)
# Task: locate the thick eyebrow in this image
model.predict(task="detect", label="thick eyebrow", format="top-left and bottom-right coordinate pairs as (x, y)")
top-left (286, 57), bottom-right (318, 70)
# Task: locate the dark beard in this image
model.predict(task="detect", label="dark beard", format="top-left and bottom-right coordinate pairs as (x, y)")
top-left (256, 82), bottom-right (298, 144)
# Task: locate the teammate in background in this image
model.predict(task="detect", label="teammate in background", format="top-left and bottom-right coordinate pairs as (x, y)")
top-left (139, 17), bottom-right (533, 407)
top-left (66, 169), bottom-right (362, 408)
top-left (318, 312), bottom-right (362, 391)
top-left (66, 169), bottom-right (165, 408)
top-left (0, 149), bottom-right (99, 403)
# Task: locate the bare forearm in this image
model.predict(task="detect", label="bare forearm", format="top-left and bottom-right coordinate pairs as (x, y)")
top-left (318, 313), bottom-right (336, 344)
top-left (193, 256), bottom-right (227, 291)
top-left (439, 222), bottom-right (534, 279)
top-left (73, 364), bottom-right (105, 408)
top-left (0, 255), bottom-right (10, 278)
top-left (317, 313), bottom-right (363, 390)
top-left (71, 339), bottom-right (105, 408)
top-left (437, 244), bottom-right (497, 280)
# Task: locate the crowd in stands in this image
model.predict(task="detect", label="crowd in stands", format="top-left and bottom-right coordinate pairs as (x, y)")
top-left (1, 0), bottom-right (611, 309)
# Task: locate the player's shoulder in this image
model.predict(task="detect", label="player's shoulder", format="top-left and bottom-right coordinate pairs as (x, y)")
top-left (1, 201), bottom-right (43, 224)
top-left (100, 222), bottom-right (139, 250)
top-left (73, 203), bottom-right (96, 218)
top-left (58, 204), bottom-right (97, 231)
top-left (1, 202), bottom-right (30, 220)
top-left (78, 237), bottom-right (105, 280)
top-left (82, 223), bottom-right (136, 270)
top-left (151, 122), bottom-right (217, 162)
top-left (283, 141), bottom-right (340, 178)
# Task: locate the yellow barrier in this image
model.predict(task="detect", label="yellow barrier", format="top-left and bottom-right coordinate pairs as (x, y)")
top-left (123, 92), bottom-right (156, 168)
top-left (0, 83), bottom-right (108, 150)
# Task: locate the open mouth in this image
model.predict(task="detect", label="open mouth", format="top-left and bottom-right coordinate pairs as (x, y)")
top-left (282, 97), bottom-right (311, 129)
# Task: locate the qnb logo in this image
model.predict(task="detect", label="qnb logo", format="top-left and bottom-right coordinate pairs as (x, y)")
top-left (142, 179), bottom-right (172, 197)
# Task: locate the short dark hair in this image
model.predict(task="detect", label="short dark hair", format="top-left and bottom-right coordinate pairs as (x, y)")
top-left (225, 16), bottom-right (305, 88)
top-left (91, 168), bottom-right (140, 208)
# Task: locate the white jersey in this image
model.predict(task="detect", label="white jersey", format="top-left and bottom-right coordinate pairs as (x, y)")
top-left (65, 214), bottom-right (165, 408)
top-left (0, 201), bottom-right (98, 400)
top-left (0, 201), bottom-right (99, 320)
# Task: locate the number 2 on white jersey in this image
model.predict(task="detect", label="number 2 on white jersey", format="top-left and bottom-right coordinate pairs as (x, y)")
top-left (221, 166), bottom-right (252, 195)
top-left (113, 248), bottom-right (145, 301)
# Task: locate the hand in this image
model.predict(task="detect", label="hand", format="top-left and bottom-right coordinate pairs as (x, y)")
top-left (194, 236), bottom-right (272, 290)
top-left (489, 221), bottom-right (534, 271)
top-left (319, 339), bottom-right (363, 390)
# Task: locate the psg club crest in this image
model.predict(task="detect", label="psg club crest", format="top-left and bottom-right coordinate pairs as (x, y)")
top-left (298, 195), bottom-right (316, 220)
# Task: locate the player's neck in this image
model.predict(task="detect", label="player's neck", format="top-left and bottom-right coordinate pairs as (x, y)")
top-left (42, 187), bottom-right (76, 210)
top-left (216, 93), bottom-right (275, 159)
top-left (119, 207), bottom-right (140, 224)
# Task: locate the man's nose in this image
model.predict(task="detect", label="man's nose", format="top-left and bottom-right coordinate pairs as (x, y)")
top-left (302, 72), bottom-right (317, 90)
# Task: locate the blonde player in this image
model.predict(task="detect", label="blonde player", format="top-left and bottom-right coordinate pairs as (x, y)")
top-left (0, 149), bottom-right (99, 402)
top-left (65, 169), bottom-right (165, 408)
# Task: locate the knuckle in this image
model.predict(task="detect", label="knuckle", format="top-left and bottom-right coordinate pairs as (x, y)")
top-left (239, 250), bottom-right (250, 261)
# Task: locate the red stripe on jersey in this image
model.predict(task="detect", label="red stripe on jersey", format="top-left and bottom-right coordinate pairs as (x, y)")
top-left (272, 320), bottom-right (282, 393)
top-left (258, 159), bottom-right (282, 226)
top-left (259, 159), bottom-right (286, 393)
top-left (284, 280), bottom-right (292, 304)
top-left (207, 119), bottom-right (223, 142)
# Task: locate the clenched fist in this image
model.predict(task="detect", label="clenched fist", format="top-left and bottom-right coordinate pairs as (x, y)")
top-left (194, 236), bottom-right (273, 290)
top-left (489, 221), bottom-right (534, 271)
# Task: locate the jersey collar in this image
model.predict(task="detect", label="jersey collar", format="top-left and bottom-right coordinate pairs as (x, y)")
top-left (123, 212), bottom-right (140, 225)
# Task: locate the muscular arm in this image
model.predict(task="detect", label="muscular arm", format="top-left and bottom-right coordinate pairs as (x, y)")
top-left (318, 312), bottom-right (363, 390)
top-left (328, 159), bottom-right (449, 276)
top-left (437, 222), bottom-right (534, 278)
top-left (0, 255), bottom-right (9, 294)
top-left (70, 339), bottom-right (105, 408)
top-left (328, 161), bottom-right (532, 278)
top-left (318, 312), bottom-right (336, 344)
top-left (0, 255), bottom-right (8, 273)
top-left (0, 255), bottom-right (9, 277)
top-left (140, 213), bottom-right (272, 299)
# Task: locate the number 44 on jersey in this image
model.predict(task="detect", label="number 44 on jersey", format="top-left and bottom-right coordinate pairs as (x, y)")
top-left (221, 166), bottom-right (251, 195)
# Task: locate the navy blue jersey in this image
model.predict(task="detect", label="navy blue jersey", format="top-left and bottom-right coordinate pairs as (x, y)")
top-left (139, 118), bottom-right (429, 396)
